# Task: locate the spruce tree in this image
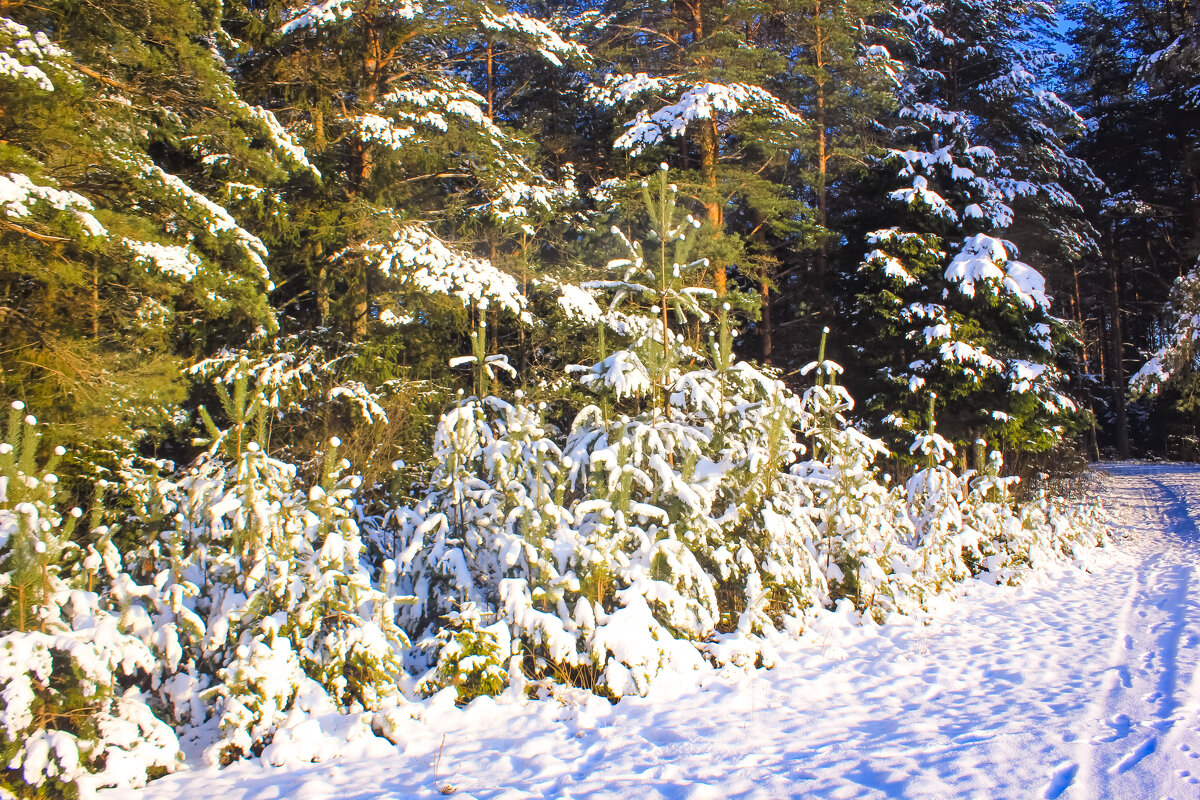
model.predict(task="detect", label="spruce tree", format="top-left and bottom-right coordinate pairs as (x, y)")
top-left (842, 0), bottom-right (1092, 460)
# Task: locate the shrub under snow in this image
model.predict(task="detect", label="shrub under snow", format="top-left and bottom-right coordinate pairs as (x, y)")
top-left (0, 356), bottom-right (1106, 796)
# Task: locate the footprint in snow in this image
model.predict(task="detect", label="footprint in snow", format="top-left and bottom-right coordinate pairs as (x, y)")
top-left (1043, 762), bottom-right (1078, 799)
top-left (1093, 713), bottom-right (1131, 744)
top-left (1111, 736), bottom-right (1157, 773)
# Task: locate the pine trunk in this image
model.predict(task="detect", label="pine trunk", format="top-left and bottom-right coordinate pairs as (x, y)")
top-left (699, 117), bottom-right (724, 299)
top-left (814, 10), bottom-right (828, 299)
top-left (760, 279), bottom-right (773, 362)
top-left (1109, 243), bottom-right (1129, 459)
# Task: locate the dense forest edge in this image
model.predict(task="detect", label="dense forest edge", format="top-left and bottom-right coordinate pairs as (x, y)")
top-left (0, 0), bottom-right (1194, 796)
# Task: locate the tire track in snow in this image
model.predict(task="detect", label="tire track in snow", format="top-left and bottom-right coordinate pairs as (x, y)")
top-left (1072, 465), bottom-right (1200, 800)
top-left (1067, 522), bottom-right (1141, 800)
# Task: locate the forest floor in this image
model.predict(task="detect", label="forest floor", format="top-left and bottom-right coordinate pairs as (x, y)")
top-left (103, 462), bottom-right (1200, 800)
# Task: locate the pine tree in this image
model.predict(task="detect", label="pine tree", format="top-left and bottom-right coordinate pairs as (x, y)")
top-left (230, 0), bottom-right (584, 343)
top-left (769, 0), bottom-right (901, 326)
top-left (583, 0), bottom-right (807, 359)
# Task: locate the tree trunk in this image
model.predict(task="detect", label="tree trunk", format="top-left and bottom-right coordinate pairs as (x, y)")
top-left (1109, 238), bottom-right (1130, 459)
top-left (814, 8), bottom-right (828, 299)
top-left (347, 27), bottom-right (383, 340)
top-left (317, 264), bottom-right (329, 325)
top-left (352, 262), bottom-right (369, 340)
top-left (486, 40), bottom-right (495, 118)
top-left (91, 262), bottom-right (100, 339)
top-left (760, 278), bottom-right (773, 362)
top-left (690, 4), bottom-right (724, 300)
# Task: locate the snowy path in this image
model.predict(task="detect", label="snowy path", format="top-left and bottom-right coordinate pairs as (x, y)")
top-left (105, 463), bottom-right (1200, 800)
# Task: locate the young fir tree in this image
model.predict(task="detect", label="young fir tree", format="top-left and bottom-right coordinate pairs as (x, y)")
top-left (0, 403), bottom-right (180, 796)
top-left (107, 376), bottom-right (412, 765)
top-left (390, 169), bottom-right (835, 696)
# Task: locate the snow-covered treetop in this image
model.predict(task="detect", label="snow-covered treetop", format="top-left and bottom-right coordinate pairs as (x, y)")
top-left (359, 224), bottom-right (530, 319)
top-left (281, 0), bottom-right (589, 68)
top-left (583, 170), bottom-right (712, 331)
top-left (945, 234), bottom-right (1049, 311)
top-left (886, 0), bottom-right (1098, 250)
top-left (590, 74), bottom-right (804, 155)
top-left (478, 6), bottom-right (591, 66)
top-left (280, 0), bottom-right (422, 35)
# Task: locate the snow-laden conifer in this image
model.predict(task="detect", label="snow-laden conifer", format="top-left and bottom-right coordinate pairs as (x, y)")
top-left (850, 0), bottom-right (1091, 455)
top-left (101, 377), bottom-right (410, 765)
top-left (0, 404), bottom-right (180, 797)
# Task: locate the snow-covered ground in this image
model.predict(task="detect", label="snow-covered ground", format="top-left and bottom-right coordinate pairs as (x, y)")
top-left (103, 463), bottom-right (1200, 800)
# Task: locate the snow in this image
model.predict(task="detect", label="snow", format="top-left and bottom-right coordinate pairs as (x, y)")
top-left (945, 234), bottom-right (1050, 310)
top-left (96, 462), bottom-right (1200, 800)
top-left (279, 0), bottom-right (422, 35)
top-left (592, 74), bottom-right (802, 155)
top-left (862, 248), bottom-right (915, 285)
top-left (362, 224), bottom-right (530, 319)
top-left (123, 239), bottom-right (202, 281)
top-left (555, 281), bottom-right (604, 324)
top-left (0, 16), bottom-right (67, 92)
top-left (355, 112), bottom-right (417, 147)
top-left (890, 175), bottom-right (958, 221)
top-left (124, 157), bottom-right (271, 282)
top-left (0, 171), bottom-right (107, 236)
top-left (478, 8), bottom-right (589, 66)
top-left (488, 175), bottom-right (576, 224)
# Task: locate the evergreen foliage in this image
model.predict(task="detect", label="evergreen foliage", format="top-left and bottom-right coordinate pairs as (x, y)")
top-left (0, 404), bottom-right (179, 797)
top-left (1062, 0), bottom-right (1199, 456)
